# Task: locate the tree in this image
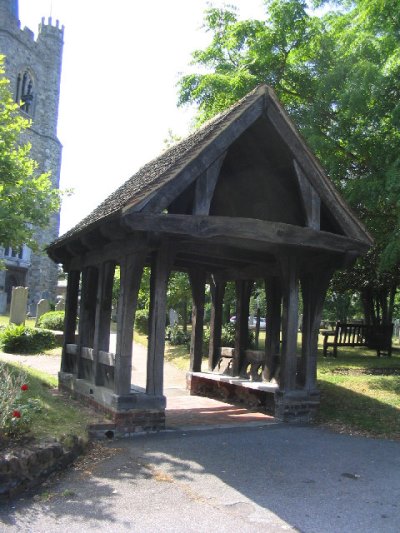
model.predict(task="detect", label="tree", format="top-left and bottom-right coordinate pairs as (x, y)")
top-left (0, 56), bottom-right (61, 252)
top-left (178, 0), bottom-right (400, 324)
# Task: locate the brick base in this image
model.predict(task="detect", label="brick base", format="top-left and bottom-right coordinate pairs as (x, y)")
top-left (59, 382), bottom-right (166, 438)
top-left (187, 373), bottom-right (320, 423)
top-left (274, 390), bottom-right (320, 423)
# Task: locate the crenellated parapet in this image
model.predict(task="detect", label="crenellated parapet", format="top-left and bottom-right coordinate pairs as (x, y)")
top-left (38, 16), bottom-right (64, 42)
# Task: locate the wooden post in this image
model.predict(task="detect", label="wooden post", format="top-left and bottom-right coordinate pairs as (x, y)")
top-left (146, 244), bottom-right (175, 396)
top-left (300, 270), bottom-right (333, 390)
top-left (279, 257), bottom-right (299, 392)
top-left (61, 270), bottom-right (80, 373)
top-left (114, 251), bottom-right (147, 395)
top-left (93, 261), bottom-right (116, 386)
top-left (263, 277), bottom-right (282, 382)
top-left (188, 268), bottom-right (206, 372)
top-left (208, 278), bottom-right (226, 371)
top-left (77, 266), bottom-right (99, 379)
top-left (233, 280), bottom-right (251, 376)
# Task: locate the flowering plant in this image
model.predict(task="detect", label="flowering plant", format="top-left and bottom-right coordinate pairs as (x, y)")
top-left (0, 362), bottom-right (41, 439)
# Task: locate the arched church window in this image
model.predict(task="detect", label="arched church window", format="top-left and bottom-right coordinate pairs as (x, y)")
top-left (15, 70), bottom-right (34, 115)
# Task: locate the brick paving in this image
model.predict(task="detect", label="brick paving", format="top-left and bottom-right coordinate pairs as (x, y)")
top-left (165, 394), bottom-right (276, 429)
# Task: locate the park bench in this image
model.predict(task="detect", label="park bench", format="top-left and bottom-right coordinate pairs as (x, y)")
top-left (322, 322), bottom-right (393, 357)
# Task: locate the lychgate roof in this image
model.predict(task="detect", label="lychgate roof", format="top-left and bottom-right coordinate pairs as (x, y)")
top-left (48, 85), bottom-right (372, 266)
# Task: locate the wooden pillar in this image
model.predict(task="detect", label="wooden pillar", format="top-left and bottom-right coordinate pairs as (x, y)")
top-left (233, 280), bottom-right (252, 376)
top-left (77, 266), bottom-right (99, 379)
top-left (188, 268), bottom-right (206, 372)
top-left (300, 270), bottom-right (333, 391)
top-left (208, 278), bottom-right (226, 371)
top-left (93, 261), bottom-right (116, 386)
top-left (279, 257), bottom-right (299, 392)
top-left (146, 244), bottom-right (175, 396)
top-left (263, 277), bottom-right (282, 382)
top-left (61, 270), bottom-right (80, 373)
top-left (114, 251), bottom-right (146, 395)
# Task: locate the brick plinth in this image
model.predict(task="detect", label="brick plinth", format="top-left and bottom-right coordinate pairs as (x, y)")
top-left (187, 373), bottom-right (276, 414)
top-left (59, 382), bottom-right (166, 438)
top-left (274, 390), bottom-right (321, 423)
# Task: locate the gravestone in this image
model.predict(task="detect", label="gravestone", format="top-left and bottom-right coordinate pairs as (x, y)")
top-left (169, 308), bottom-right (178, 327)
top-left (35, 298), bottom-right (51, 326)
top-left (9, 287), bottom-right (29, 326)
top-left (55, 296), bottom-right (65, 311)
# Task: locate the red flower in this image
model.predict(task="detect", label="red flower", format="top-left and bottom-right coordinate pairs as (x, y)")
top-left (21, 384), bottom-right (28, 391)
top-left (12, 410), bottom-right (21, 418)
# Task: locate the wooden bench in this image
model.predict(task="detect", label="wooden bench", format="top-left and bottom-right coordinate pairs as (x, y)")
top-left (322, 322), bottom-right (393, 357)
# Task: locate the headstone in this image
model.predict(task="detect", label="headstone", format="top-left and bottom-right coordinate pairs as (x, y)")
top-left (0, 291), bottom-right (7, 314)
top-left (55, 296), bottom-right (65, 311)
top-left (394, 318), bottom-right (400, 339)
top-left (9, 287), bottom-right (29, 326)
top-left (169, 308), bottom-right (178, 327)
top-left (35, 298), bottom-right (51, 326)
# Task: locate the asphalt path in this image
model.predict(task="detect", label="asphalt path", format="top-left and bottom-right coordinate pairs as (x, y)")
top-left (1, 424), bottom-right (399, 532)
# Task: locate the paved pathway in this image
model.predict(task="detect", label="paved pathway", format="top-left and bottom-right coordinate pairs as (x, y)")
top-left (1, 425), bottom-right (400, 532)
top-left (0, 336), bottom-right (276, 430)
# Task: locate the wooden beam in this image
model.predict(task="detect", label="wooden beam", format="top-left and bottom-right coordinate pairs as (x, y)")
top-left (263, 277), bottom-right (282, 382)
top-left (114, 251), bottom-right (147, 395)
top-left (233, 280), bottom-right (252, 376)
top-left (93, 261), bottom-right (116, 386)
top-left (77, 266), bottom-right (99, 380)
top-left (299, 268), bottom-right (333, 391)
top-left (146, 243), bottom-right (176, 396)
top-left (68, 234), bottom-right (151, 271)
top-left (61, 270), bottom-right (80, 373)
top-left (193, 153), bottom-right (226, 215)
top-left (279, 256), bottom-right (299, 392)
top-left (122, 213), bottom-right (369, 254)
top-left (189, 268), bottom-right (207, 372)
top-left (294, 159), bottom-right (320, 230)
top-left (208, 278), bottom-right (226, 371)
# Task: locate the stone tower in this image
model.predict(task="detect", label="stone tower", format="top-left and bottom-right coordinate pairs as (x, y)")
top-left (0, 0), bottom-right (64, 312)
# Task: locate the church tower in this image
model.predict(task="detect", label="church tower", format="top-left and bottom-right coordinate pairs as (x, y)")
top-left (0, 0), bottom-right (64, 311)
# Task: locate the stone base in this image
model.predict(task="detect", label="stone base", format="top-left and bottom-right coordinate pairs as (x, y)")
top-left (187, 372), bottom-right (320, 422)
top-left (59, 373), bottom-right (166, 437)
top-left (274, 390), bottom-right (321, 423)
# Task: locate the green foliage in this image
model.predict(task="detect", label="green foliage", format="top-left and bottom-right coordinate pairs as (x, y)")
top-left (178, 0), bottom-right (400, 322)
top-left (37, 311), bottom-right (65, 331)
top-left (0, 324), bottom-right (56, 354)
top-left (134, 309), bottom-right (148, 335)
top-left (0, 362), bottom-right (40, 438)
top-left (166, 325), bottom-right (190, 346)
top-left (0, 56), bottom-right (61, 251)
top-left (203, 323), bottom-right (255, 353)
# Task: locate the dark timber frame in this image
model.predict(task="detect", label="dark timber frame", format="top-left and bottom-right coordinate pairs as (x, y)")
top-left (48, 86), bottom-right (372, 432)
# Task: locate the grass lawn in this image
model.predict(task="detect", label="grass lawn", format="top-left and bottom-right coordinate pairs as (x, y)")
top-left (0, 362), bottom-right (97, 447)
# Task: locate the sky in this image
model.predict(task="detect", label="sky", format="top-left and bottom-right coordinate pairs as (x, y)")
top-left (18, 0), bottom-right (268, 235)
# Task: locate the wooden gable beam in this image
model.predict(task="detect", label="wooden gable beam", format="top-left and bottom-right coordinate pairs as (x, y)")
top-left (124, 97), bottom-right (264, 214)
top-left (193, 152), bottom-right (226, 215)
top-left (122, 213), bottom-right (370, 255)
top-left (265, 89), bottom-right (372, 245)
top-left (294, 159), bottom-right (320, 230)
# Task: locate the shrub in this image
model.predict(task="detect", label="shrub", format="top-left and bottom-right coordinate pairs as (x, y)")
top-left (37, 310), bottom-right (65, 331)
top-left (0, 362), bottom-right (40, 438)
top-left (0, 324), bottom-right (56, 354)
top-left (166, 325), bottom-right (190, 346)
top-left (202, 323), bottom-right (256, 353)
top-left (135, 309), bottom-right (149, 335)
